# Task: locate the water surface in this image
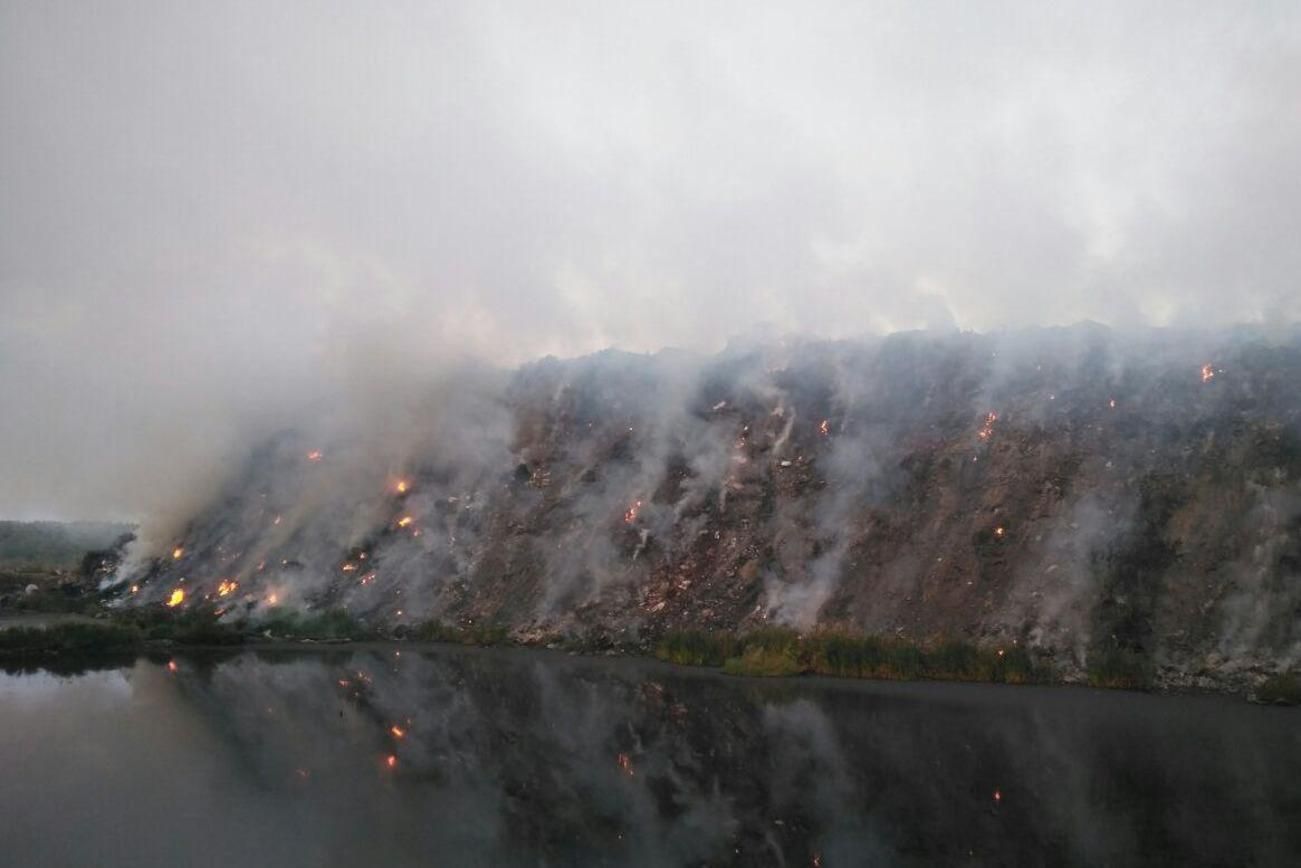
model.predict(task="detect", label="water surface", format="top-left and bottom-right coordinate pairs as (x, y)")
top-left (1, 647), bottom-right (1297, 867)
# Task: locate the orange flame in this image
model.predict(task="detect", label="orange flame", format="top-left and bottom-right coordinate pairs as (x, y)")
top-left (171, 547), bottom-right (184, 560)
top-left (394, 479), bottom-right (410, 494)
top-left (397, 516), bottom-right (414, 528)
top-left (977, 411), bottom-right (998, 441)
top-left (623, 500), bottom-right (642, 524)
top-left (994, 526), bottom-right (1005, 538)
top-left (1201, 363), bottom-right (1215, 383)
top-left (166, 588), bottom-right (185, 607)
top-left (390, 725), bottom-right (406, 739)
top-left (385, 755), bottom-right (397, 769)
top-left (306, 450), bottom-right (323, 461)
top-left (819, 419), bottom-right (830, 436)
top-left (217, 580), bottom-right (238, 597)
top-left (130, 584), bottom-right (139, 594)
top-left (267, 593), bottom-right (279, 606)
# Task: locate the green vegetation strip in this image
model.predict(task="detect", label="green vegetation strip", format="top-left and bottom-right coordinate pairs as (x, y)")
top-left (656, 628), bottom-right (1037, 684)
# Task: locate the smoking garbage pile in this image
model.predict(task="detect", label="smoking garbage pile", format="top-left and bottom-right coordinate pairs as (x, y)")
top-left (107, 325), bottom-right (1301, 689)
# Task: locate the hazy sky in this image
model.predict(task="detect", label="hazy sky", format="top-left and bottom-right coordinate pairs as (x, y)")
top-left (2, 1), bottom-right (1299, 519)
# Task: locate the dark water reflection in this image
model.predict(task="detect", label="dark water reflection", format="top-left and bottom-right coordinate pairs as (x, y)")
top-left (1, 647), bottom-right (1298, 867)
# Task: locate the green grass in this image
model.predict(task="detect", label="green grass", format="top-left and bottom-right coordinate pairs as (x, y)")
top-left (1256, 672), bottom-right (1301, 706)
top-left (656, 628), bottom-right (1038, 684)
top-left (1086, 647), bottom-right (1150, 690)
top-left (258, 609), bottom-right (375, 641)
top-left (409, 619), bottom-right (510, 646)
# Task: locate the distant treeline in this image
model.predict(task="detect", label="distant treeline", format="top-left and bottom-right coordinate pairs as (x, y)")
top-left (0, 521), bottom-right (134, 570)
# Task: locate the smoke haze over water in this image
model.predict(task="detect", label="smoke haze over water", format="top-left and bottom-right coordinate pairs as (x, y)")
top-left (2, 1), bottom-right (1300, 519)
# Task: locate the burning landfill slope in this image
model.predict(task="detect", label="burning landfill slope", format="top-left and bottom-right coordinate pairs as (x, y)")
top-left (108, 325), bottom-right (1301, 687)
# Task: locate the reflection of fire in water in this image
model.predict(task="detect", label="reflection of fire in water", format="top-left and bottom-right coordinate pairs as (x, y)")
top-left (623, 500), bottom-right (642, 524)
top-left (1201, 363), bottom-right (1215, 383)
top-left (306, 450), bottom-right (323, 462)
top-left (216, 580), bottom-right (238, 597)
top-left (977, 411), bottom-right (998, 441)
top-left (172, 547), bottom-right (184, 560)
top-left (166, 588), bottom-right (185, 607)
top-left (616, 752), bottom-right (635, 776)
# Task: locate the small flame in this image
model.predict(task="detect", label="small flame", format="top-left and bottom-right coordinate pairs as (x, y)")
top-left (994, 526), bottom-right (1005, 538)
top-left (171, 547), bottom-right (184, 560)
top-left (217, 580), bottom-right (238, 597)
top-left (977, 411), bottom-right (998, 441)
top-left (623, 500), bottom-right (643, 524)
top-left (306, 450), bottom-right (324, 462)
top-left (1108, 398), bottom-right (1116, 409)
top-left (272, 515), bottom-right (282, 526)
top-left (993, 789), bottom-right (1002, 803)
top-left (819, 419), bottom-right (830, 436)
top-left (341, 563), bottom-right (357, 572)
top-left (267, 593), bottom-right (279, 606)
top-left (167, 660), bottom-right (178, 672)
top-left (130, 584), bottom-right (139, 594)
top-left (386, 755), bottom-right (397, 769)
top-left (1201, 363), bottom-right (1215, 383)
top-left (396, 516), bottom-right (414, 528)
top-left (394, 479), bottom-right (410, 494)
top-left (390, 725), bottom-right (406, 739)
top-left (359, 571), bottom-right (377, 586)
top-left (617, 752), bottom-right (635, 777)
top-left (166, 588), bottom-right (185, 607)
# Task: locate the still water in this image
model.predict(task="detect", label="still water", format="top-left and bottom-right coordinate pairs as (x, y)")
top-left (0, 646), bottom-right (1297, 867)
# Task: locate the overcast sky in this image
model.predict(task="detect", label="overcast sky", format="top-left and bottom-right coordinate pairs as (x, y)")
top-left (2, 1), bottom-right (1299, 519)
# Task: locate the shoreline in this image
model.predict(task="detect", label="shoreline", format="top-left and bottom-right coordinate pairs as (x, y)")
top-left (2, 614), bottom-right (1296, 705)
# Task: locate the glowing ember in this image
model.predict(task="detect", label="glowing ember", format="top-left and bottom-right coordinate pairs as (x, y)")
top-left (994, 526), bottom-right (1005, 538)
top-left (819, 419), bottom-right (830, 436)
top-left (216, 580), bottom-right (238, 597)
top-left (306, 450), bottom-right (324, 461)
top-left (623, 500), bottom-right (643, 524)
top-left (171, 547), bottom-right (184, 560)
top-left (616, 752), bottom-right (635, 776)
top-left (977, 411), bottom-right (998, 441)
top-left (1201, 363), bottom-right (1215, 383)
top-left (390, 725), bottom-right (406, 739)
top-left (394, 479), bottom-right (410, 494)
top-left (397, 516), bottom-right (414, 528)
top-left (385, 755), bottom-right (397, 769)
top-left (166, 588), bottom-right (185, 607)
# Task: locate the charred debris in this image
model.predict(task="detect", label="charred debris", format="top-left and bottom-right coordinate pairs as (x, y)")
top-left (91, 326), bottom-right (1301, 694)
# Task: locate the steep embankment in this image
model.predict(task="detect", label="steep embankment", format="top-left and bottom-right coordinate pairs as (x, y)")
top-left (110, 327), bottom-right (1301, 690)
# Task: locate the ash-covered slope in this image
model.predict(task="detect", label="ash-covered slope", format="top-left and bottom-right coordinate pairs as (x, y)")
top-left (114, 326), bottom-right (1301, 687)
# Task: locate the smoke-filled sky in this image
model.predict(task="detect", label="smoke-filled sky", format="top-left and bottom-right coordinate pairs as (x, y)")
top-left (2, 1), bottom-right (1299, 519)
